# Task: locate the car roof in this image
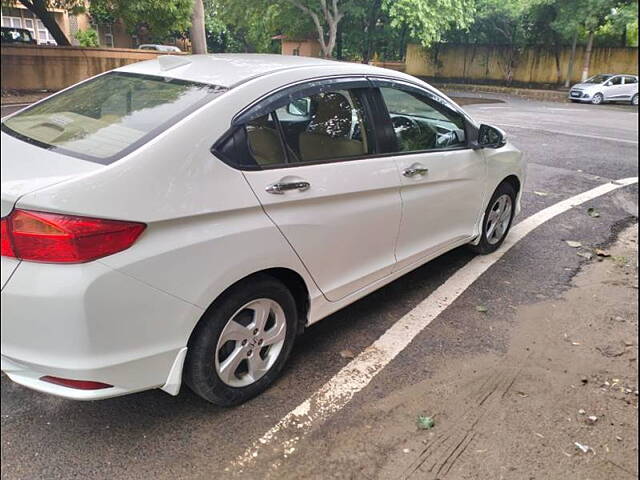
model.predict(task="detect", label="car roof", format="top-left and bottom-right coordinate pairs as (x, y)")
top-left (115, 53), bottom-right (400, 88)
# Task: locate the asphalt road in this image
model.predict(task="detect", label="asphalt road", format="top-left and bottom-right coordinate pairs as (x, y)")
top-left (1, 95), bottom-right (638, 480)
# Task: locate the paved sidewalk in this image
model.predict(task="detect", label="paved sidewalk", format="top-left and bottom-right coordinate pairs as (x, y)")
top-left (427, 81), bottom-right (569, 103)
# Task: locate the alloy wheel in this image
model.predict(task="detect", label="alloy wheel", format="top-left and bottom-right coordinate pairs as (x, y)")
top-left (214, 298), bottom-right (287, 387)
top-left (486, 194), bottom-right (513, 245)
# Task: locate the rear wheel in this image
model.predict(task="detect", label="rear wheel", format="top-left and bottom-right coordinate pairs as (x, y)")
top-left (468, 182), bottom-right (516, 255)
top-left (632, 94), bottom-right (639, 106)
top-left (591, 93), bottom-right (604, 105)
top-left (184, 275), bottom-right (298, 406)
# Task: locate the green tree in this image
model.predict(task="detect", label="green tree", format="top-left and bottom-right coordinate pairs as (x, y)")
top-left (89, 0), bottom-right (194, 44)
top-left (74, 28), bottom-right (99, 47)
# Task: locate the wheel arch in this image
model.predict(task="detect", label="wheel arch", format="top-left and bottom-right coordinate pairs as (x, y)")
top-left (186, 267), bottom-right (311, 349)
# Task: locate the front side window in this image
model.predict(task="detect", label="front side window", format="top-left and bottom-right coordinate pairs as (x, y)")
top-left (244, 88), bottom-right (370, 167)
top-left (608, 76), bottom-right (623, 86)
top-left (2, 72), bottom-right (226, 164)
top-left (380, 87), bottom-right (466, 153)
top-left (585, 74), bottom-right (612, 84)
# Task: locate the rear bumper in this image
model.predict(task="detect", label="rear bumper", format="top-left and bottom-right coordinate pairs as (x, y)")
top-left (1, 259), bottom-right (203, 400)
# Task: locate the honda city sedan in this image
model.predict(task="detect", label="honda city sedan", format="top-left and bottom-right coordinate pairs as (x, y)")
top-left (569, 73), bottom-right (639, 105)
top-left (1, 54), bottom-right (525, 406)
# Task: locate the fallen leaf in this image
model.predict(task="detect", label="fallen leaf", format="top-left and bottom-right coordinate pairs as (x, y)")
top-left (577, 251), bottom-right (593, 260)
top-left (533, 191), bottom-right (549, 197)
top-left (587, 207), bottom-right (600, 218)
top-left (339, 349), bottom-right (355, 359)
top-left (475, 305), bottom-right (489, 313)
top-left (565, 240), bottom-right (582, 248)
top-left (595, 248), bottom-right (611, 257)
top-left (417, 416), bottom-right (435, 430)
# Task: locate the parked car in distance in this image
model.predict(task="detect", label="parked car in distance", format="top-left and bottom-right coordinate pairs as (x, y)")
top-left (1, 54), bottom-right (526, 406)
top-left (1, 27), bottom-right (37, 45)
top-left (569, 73), bottom-right (639, 105)
top-left (138, 44), bottom-right (181, 52)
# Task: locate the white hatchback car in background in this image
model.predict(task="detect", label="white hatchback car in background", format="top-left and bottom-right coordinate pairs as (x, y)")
top-left (569, 73), bottom-right (639, 105)
top-left (1, 54), bottom-right (525, 406)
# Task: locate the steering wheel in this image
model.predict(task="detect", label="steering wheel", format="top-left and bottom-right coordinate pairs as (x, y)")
top-left (391, 115), bottom-right (420, 135)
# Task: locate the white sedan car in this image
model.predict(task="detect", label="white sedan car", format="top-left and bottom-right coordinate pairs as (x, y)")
top-left (1, 54), bottom-right (525, 406)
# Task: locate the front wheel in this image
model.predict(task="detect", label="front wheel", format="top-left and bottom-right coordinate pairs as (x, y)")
top-left (184, 274), bottom-right (298, 406)
top-left (632, 94), bottom-right (639, 106)
top-left (468, 182), bottom-right (516, 255)
top-left (591, 93), bottom-right (604, 105)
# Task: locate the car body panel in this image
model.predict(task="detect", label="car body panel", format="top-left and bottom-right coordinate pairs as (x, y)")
top-left (0, 54), bottom-right (526, 400)
top-left (392, 149), bottom-right (488, 270)
top-left (243, 158), bottom-right (403, 302)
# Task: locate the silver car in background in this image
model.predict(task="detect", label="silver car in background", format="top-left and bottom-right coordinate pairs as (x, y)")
top-left (569, 74), bottom-right (639, 105)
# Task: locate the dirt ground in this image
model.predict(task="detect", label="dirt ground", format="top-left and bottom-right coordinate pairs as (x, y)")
top-left (270, 224), bottom-right (639, 480)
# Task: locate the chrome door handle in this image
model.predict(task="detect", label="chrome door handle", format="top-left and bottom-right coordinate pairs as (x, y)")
top-left (266, 181), bottom-right (311, 194)
top-left (403, 166), bottom-right (429, 177)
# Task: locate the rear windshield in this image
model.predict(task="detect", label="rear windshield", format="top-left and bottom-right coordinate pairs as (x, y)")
top-left (1, 72), bottom-right (226, 164)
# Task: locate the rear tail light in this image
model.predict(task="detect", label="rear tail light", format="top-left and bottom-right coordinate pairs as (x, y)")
top-left (40, 376), bottom-right (113, 390)
top-left (0, 209), bottom-right (145, 263)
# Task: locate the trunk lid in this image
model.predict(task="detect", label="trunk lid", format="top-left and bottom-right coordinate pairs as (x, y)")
top-left (1, 131), bottom-right (100, 217)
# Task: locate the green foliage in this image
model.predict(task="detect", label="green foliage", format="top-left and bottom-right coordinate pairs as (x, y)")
top-left (383, 0), bottom-right (475, 48)
top-left (89, 0), bottom-right (193, 42)
top-left (74, 28), bottom-right (99, 47)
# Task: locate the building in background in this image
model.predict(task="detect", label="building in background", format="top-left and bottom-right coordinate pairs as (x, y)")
top-left (272, 35), bottom-right (322, 58)
top-left (1, 3), bottom-right (188, 50)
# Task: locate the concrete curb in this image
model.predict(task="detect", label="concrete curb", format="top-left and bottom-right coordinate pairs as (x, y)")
top-left (430, 82), bottom-right (569, 103)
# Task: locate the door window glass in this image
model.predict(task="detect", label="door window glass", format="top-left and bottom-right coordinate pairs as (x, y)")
top-left (380, 87), bottom-right (466, 153)
top-left (624, 76), bottom-right (638, 84)
top-left (608, 76), bottom-right (623, 86)
top-left (245, 113), bottom-right (286, 166)
top-left (278, 90), bottom-right (369, 163)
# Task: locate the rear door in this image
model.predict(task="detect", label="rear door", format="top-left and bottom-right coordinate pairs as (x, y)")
top-left (623, 76), bottom-right (638, 99)
top-left (370, 80), bottom-right (487, 270)
top-left (217, 78), bottom-right (402, 301)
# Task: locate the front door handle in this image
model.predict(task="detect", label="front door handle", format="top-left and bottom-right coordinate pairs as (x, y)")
top-left (266, 181), bottom-right (311, 194)
top-left (403, 165), bottom-right (429, 177)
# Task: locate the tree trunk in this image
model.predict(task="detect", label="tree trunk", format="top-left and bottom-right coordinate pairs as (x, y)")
top-left (581, 31), bottom-right (595, 82)
top-left (190, 0), bottom-right (207, 54)
top-left (363, 0), bottom-right (382, 64)
top-left (19, 0), bottom-right (70, 46)
top-left (336, 22), bottom-right (343, 60)
top-left (564, 31), bottom-right (578, 88)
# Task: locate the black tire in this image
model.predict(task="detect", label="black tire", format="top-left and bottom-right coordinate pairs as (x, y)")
top-left (468, 182), bottom-right (517, 255)
top-left (184, 274), bottom-right (298, 406)
top-left (632, 94), bottom-right (639, 106)
top-left (591, 93), bottom-right (604, 105)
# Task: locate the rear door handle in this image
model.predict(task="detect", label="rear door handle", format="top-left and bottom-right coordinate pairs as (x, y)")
top-left (403, 165), bottom-right (429, 177)
top-left (266, 181), bottom-right (311, 194)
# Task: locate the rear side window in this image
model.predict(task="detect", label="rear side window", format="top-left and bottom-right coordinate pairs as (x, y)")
top-left (242, 88), bottom-right (371, 167)
top-left (380, 87), bottom-right (466, 153)
top-left (1, 72), bottom-right (226, 164)
top-left (624, 76), bottom-right (638, 84)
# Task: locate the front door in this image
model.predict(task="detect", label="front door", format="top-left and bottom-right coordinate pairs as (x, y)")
top-left (373, 82), bottom-right (487, 270)
top-left (237, 83), bottom-right (402, 301)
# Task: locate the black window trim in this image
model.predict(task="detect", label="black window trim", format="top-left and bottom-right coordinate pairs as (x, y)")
top-left (212, 74), bottom-right (481, 172)
top-left (213, 76), bottom-right (384, 170)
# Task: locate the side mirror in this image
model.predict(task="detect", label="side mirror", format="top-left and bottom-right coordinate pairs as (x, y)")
top-left (604, 82), bottom-right (612, 87)
top-left (473, 124), bottom-right (507, 149)
top-left (287, 98), bottom-right (311, 117)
